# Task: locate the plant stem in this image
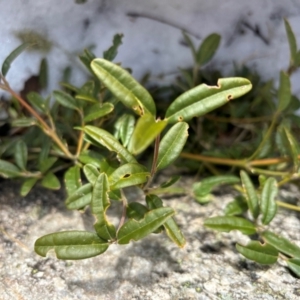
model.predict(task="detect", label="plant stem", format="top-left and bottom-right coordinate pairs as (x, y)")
top-left (276, 200), bottom-right (300, 212)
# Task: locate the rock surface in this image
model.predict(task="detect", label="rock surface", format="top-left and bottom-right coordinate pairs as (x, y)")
top-left (1, 178), bottom-right (300, 300)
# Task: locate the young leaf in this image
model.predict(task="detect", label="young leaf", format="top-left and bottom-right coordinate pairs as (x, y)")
top-left (53, 90), bottom-right (78, 110)
top-left (284, 19), bottom-right (297, 65)
top-left (41, 172), bottom-right (61, 190)
top-left (128, 114), bottom-right (167, 155)
top-left (224, 196), bottom-right (248, 216)
top-left (260, 177), bottom-right (278, 225)
top-left (64, 165), bottom-right (82, 197)
top-left (92, 173), bottom-right (116, 241)
top-left (127, 202), bottom-right (149, 220)
top-left (108, 163), bottom-right (150, 190)
top-left (14, 140), bottom-right (28, 170)
top-left (236, 241), bottom-right (278, 264)
top-left (261, 231), bottom-right (300, 258)
top-left (204, 216), bottom-right (256, 235)
top-left (117, 207), bottom-right (175, 244)
top-left (240, 171), bottom-right (259, 219)
top-left (277, 71), bottom-right (291, 112)
top-left (82, 125), bottom-right (137, 163)
top-left (65, 183), bottom-right (92, 210)
top-left (20, 178), bottom-right (39, 197)
top-left (83, 164), bottom-right (100, 184)
top-left (2, 42), bottom-right (30, 76)
top-left (287, 259), bottom-right (300, 277)
top-left (103, 33), bottom-right (123, 61)
top-left (114, 114), bottom-right (135, 147)
top-left (146, 194), bottom-right (186, 248)
top-left (91, 58), bottom-right (156, 116)
top-left (84, 103), bottom-right (114, 122)
top-left (156, 122), bottom-right (189, 171)
top-left (165, 77), bottom-right (252, 124)
top-left (196, 33), bottom-right (221, 66)
top-left (0, 159), bottom-right (21, 178)
top-left (160, 175), bottom-right (181, 188)
top-left (27, 92), bottom-right (48, 113)
top-left (34, 231), bottom-right (109, 259)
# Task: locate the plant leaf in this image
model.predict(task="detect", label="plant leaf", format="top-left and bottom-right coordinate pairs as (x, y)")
top-left (82, 125), bottom-right (137, 163)
top-left (108, 163), bottom-right (150, 190)
top-left (64, 165), bottom-right (82, 198)
top-left (240, 171), bottom-right (260, 219)
top-left (224, 196), bottom-right (248, 216)
top-left (277, 71), bottom-right (291, 112)
top-left (20, 178), bottom-right (39, 197)
top-left (260, 177), bottom-right (278, 225)
top-left (78, 150), bottom-right (104, 168)
top-left (91, 58), bottom-right (156, 116)
top-left (261, 231), bottom-right (300, 258)
top-left (165, 77), bottom-right (252, 124)
top-left (114, 113), bottom-right (135, 147)
top-left (284, 19), bottom-right (297, 65)
top-left (92, 173), bottom-right (116, 240)
top-left (127, 202), bottom-right (149, 220)
top-left (84, 103), bottom-right (114, 122)
top-left (27, 92), bottom-right (48, 113)
top-left (34, 231), bottom-right (109, 259)
top-left (2, 42), bottom-right (30, 76)
top-left (39, 58), bottom-right (48, 89)
top-left (39, 157), bottom-right (58, 173)
top-left (196, 33), bottom-right (221, 66)
top-left (287, 258), bottom-right (300, 277)
top-left (0, 159), bottom-right (21, 178)
top-left (204, 216), bottom-right (256, 235)
top-left (83, 164), bottom-right (100, 184)
top-left (282, 126), bottom-right (300, 170)
top-left (236, 241), bottom-right (278, 264)
top-left (65, 183), bottom-right (92, 210)
top-left (53, 90), bottom-right (78, 110)
top-left (128, 114), bottom-right (167, 155)
top-left (117, 207), bottom-right (175, 244)
top-left (156, 122), bottom-right (189, 171)
top-left (182, 31), bottom-right (197, 62)
top-left (41, 172), bottom-right (61, 190)
top-left (160, 175), bottom-right (181, 188)
top-left (14, 140), bottom-right (28, 170)
top-left (11, 118), bottom-right (36, 127)
top-left (146, 194), bottom-right (186, 247)
top-left (103, 33), bottom-right (123, 61)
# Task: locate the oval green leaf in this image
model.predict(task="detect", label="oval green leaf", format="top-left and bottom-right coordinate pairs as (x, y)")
top-left (224, 196), bottom-right (248, 216)
top-left (261, 231), bottom-right (300, 259)
top-left (0, 159), bottom-right (21, 178)
top-left (20, 178), bottom-right (39, 197)
top-left (84, 103), bottom-right (114, 122)
top-left (82, 125), bottom-right (137, 163)
top-left (14, 140), bottom-right (28, 170)
top-left (261, 177), bottom-right (278, 225)
top-left (156, 122), bottom-right (189, 171)
top-left (127, 202), bottom-right (149, 220)
top-left (114, 113), bottom-right (135, 147)
top-left (53, 90), bottom-right (78, 110)
top-left (83, 164), bottom-right (100, 184)
top-left (277, 71), bottom-right (291, 112)
top-left (64, 165), bottom-right (82, 198)
top-left (128, 114), bottom-right (167, 155)
top-left (284, 19), bottom-right (297, 65)
top-left (236, 241), bottom-right (278, 265)
top-left (34, 231), bottom-right (109, 260)
top-left (39, 157), bottom-right (58, 173)
top-left (108, 163), bottom-right (150, 190)
top-left (91, 58), bottom-right (156, 116)
top-left (65, 183), bottom-right (92, 210)
top-left (11, 118), bottom-right (36, 127)
top-left (165, 77), bottom-right (252, 124)
top-left (117, 207), bottom-right (175, 244)
top-left (240, 171), bottom-right (259, 219)
top-left (196, 33), bottom-right (221, 66)
top-left (41, 172), bottom-right (61, 190)
top-left (287, 258), bottom-right (300, 277)
top-left (204, 216), bottom-right (256, 235)
top-left (27, 92), bottom-right (48, 113)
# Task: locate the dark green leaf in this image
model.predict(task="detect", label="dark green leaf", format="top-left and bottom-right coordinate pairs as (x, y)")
top-left (82, 125), bottom-right (137, 163)
top-left (34, 231), bottom-right (108, 259)
top-left (165, 78), bottom-right (252, 124)
top-left (240, 171), bottom-right (259, 219)
top-left (2, 43), bottom-right (30, 76)
top-left (156, 122), bottom-right (189, 171)
top-left (287, 258), bottom-right (300, 277)
top-left (64, 165), bottom-right (82, 198)
top-left (41, 172), bottom-right (61, 190)
top-left (92, 173), bottom-right (116, 240)
top-left (128, 114), bottom-right (167, 155)
top-left (277, 71), bottom-right (291, 112)
top-left (27, 92), bottom-right (48, 113)
top-left (103, 33), bottom-right (123, 61)
top-left (260, 177), bottom-right (278, 225)
top-left (127, 202), bottom-right (149, 220)
top-left (39, 58), bottom-right (48, 89)
top-left (91, 58), bottom-right (156, 116)
top-left (160, 175), bottom-right (181, 188)
top-left (39, 157), bottom-right (58, 173)
top-left (84, 103), bottom-right (114, 122)
top-left (78, 150), bottom-right (104, 168)
top-left (108, 163), bottom-right (150, 190)
top-left (14, 140), bottom-right (28, 170)
top-left (182, 31), bottom-right (197, 62)
top-left (224, 196), bottom-right (248, 216)
top-left (282, 126), bottom-right (300, 170)
top-left (0, 159), bottom-right (21, 178)
top-left (117, 207), bottom-right (175, 244)
top-left (204, 216), bottom-right (256, 235)
top-left (65, 183), bottom-right (92, 210)
top-left (53, 90), bottom-right (78, 110)
top-left (20, 178), bottom-right (39, 197)
top-left (236, 241), bottom-right (278, 264)
top-left (262, 231), bottom-right (300, 258)
top-left (196, 33), bottom-right (221, 65)
top-left (284, 19), bottom-right (297, 65)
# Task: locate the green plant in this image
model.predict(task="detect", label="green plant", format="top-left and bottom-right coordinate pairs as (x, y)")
top-left (1, 19), bottom-right (300, 277)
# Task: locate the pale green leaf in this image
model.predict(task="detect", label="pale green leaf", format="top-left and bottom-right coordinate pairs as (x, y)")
top-left (114, 114), bottom-right (135, 147)
top-left (41, 172), bottom-right (61, 190)
top-left (83, 164), bottom-right (100, 184)
top-left (287, 258), bottom-right (300, 277)
top-left (53, 90), bottom-right (78, 110)
top-left (65, 183), bottom-right (92, 210)
top-left (20, 178), bottom-right (39, 197)
top-left (284, 19), bottom-right (297, 65)
top-left (64, 165), bottom-right (82, 198)
top-left (14, 140), bottom-right (28, 170)
top-left (11, 118), bottom-right (36, 127)
top-left (0, 159), bottom-right (21, 178)
top-left (84, 103), bottom-right (114, 122)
